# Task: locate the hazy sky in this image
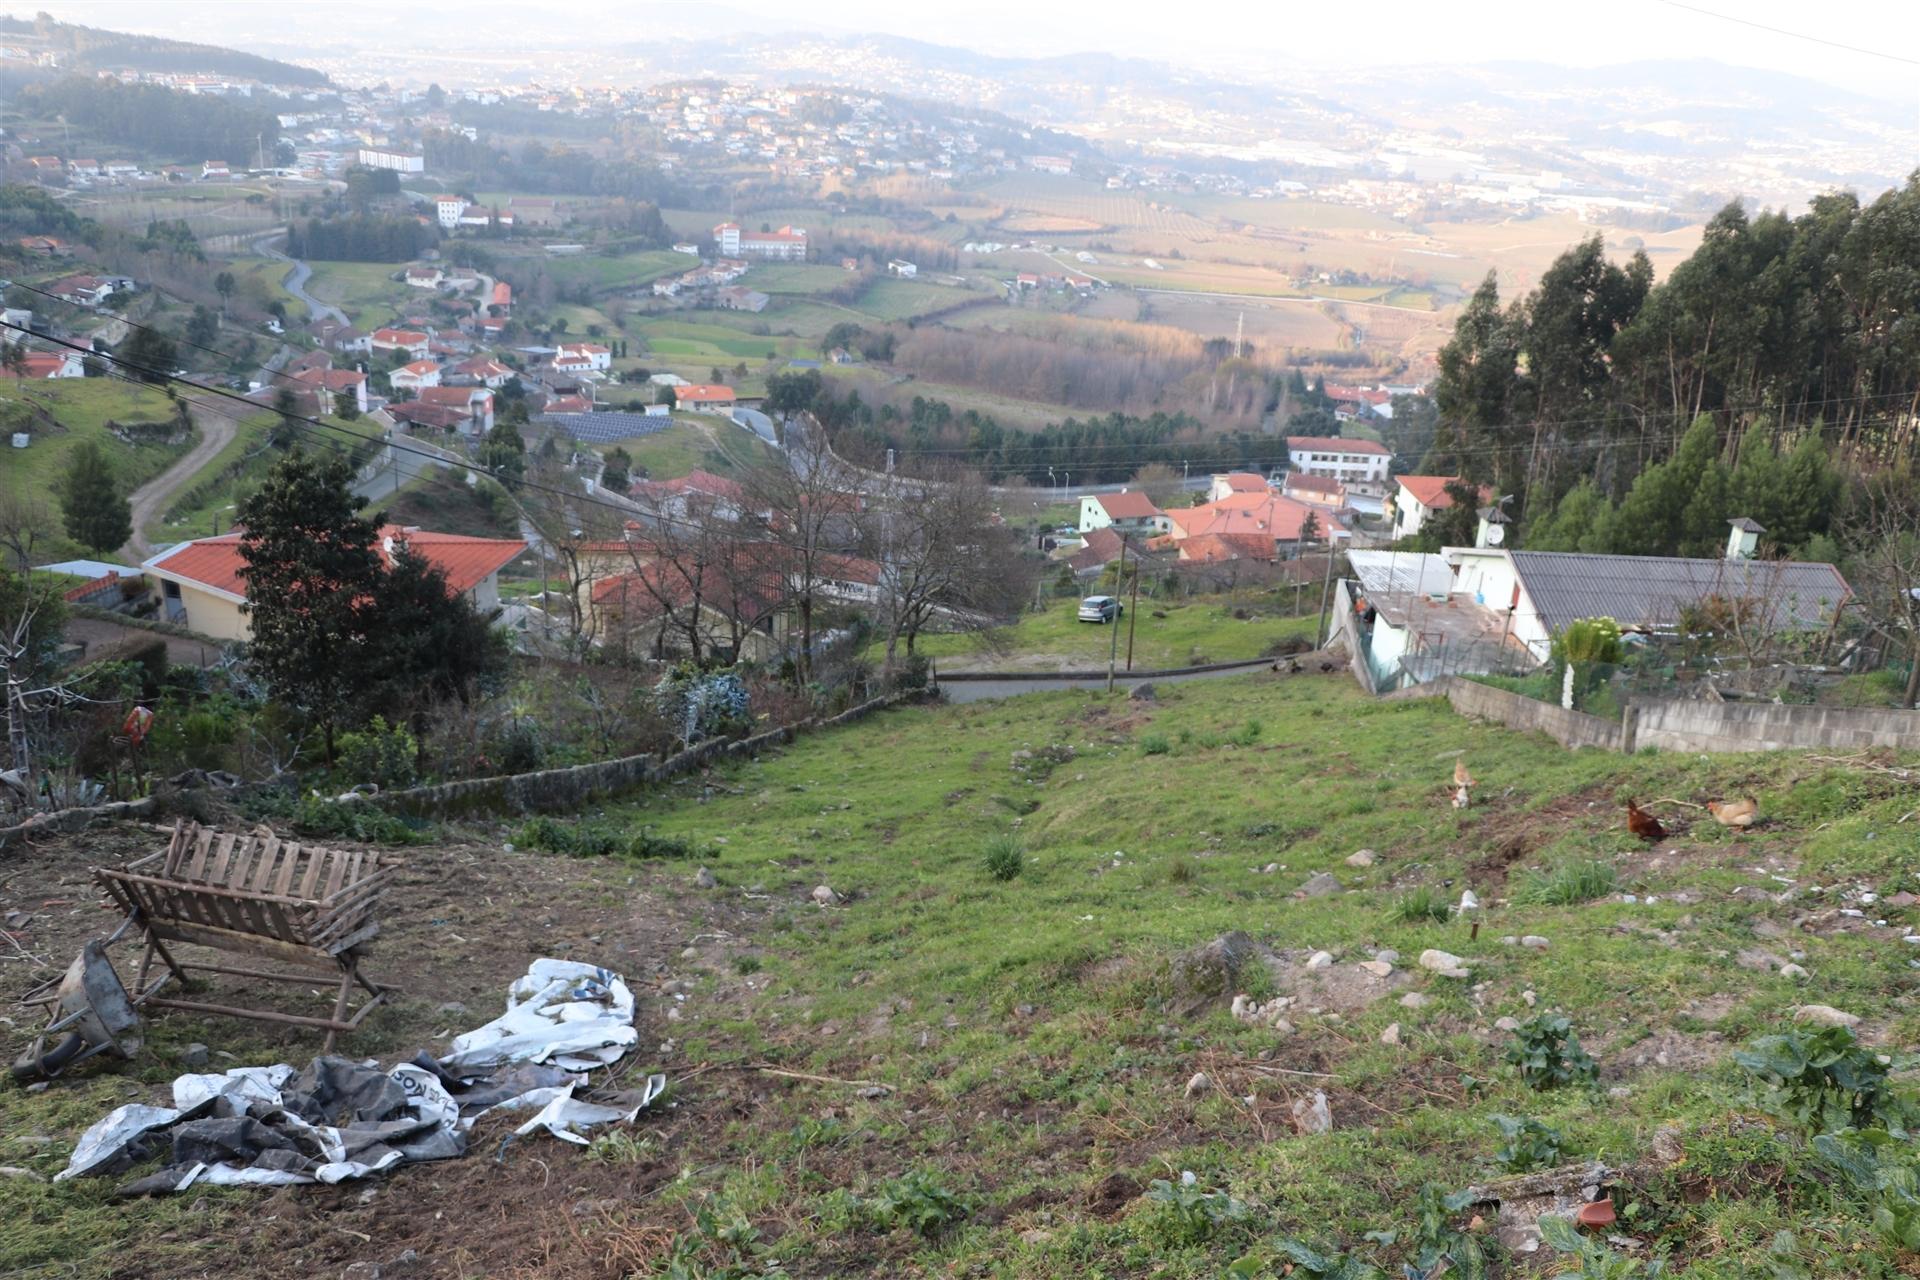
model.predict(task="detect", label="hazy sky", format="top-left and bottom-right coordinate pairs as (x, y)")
top-left (28, 0), bottom-right (1920, 101)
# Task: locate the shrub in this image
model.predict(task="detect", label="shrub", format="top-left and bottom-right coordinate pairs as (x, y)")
top-left (1504, 1014), bottom-right (1599, 1089)
top-left (1139, 1171), bottom-right (1251, 1247)
top-left (334, 715), bottom-right (418, 790)
top-left (1390, 885), bottom-right (1451, 924)
top-left (983, 832), bottom-right (1024, 881)
top-left (1519, 860), bottom-right (1618, 905)
top-left (1733, 1026), bottom-right (1908, 1133)
top-left (1492, 1114), bottom-right (1567, 1171)
top-left (489, 717), bottom-right (545, 773)
top-left (1167, 854), bottom-right (1195, 884)
top-left (1139, 732), bottom-right (1172, 756)
top-left (291, 795), bottom-right (424, 845)
top-left (628, 829), bottom-right (696, 860)
top-left (1228, 718), bottom-right (1262, 747)
top-left (512, 815), bottom-right (571, 854)
top-left (1236, 1240), bottom-right (1383, 1279)
top-left (863, 1170), bottom-right (970, 1238)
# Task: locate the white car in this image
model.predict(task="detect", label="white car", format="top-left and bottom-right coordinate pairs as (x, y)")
top-left (1077, 595), bottom-right (1123, 624)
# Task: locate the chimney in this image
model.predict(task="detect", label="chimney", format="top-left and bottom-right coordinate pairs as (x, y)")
top-left (1726, 517), bottom-right (1764, 561)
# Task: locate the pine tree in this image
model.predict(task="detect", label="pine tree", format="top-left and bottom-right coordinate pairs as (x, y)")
top-left (236, 451), bottom-right (387, 761)
top-left (58, 441), bottom-right (133, 555)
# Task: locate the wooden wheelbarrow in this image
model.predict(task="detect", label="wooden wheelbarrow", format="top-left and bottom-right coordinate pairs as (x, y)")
top-left (92, 819), bottom-right (400, 1052)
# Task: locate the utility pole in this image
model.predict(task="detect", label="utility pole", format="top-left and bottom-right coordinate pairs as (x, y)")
top-left (1316, 535), bottom-right (1339, 649)
top-left (1107, 533), bottom-right (1128, 692)
top-left (1233, 310), bottom-right (1244, 359)
top-left (1125, 539), bottom-right (1140, 671)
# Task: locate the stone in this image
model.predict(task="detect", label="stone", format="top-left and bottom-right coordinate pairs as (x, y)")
top-left (1170, 931), bottom-right (1257, 1005)
top-left (1887, 891), bottom-right (1918, 908)
top-left (694, 867), bottom-right (717, 890)
top-left (180, 1043), bottom-right (210, 1069)
top-left (1399, 992), bottom-right (1432, 1009)
top-left (1438, 967), bottom-right (1471, 980)
top-left (1380, 1022), bottom-right (1402, 1046)
top-left (1290, 1090), bottom-right (1333, 1135)
top-left (0, 1167), bottom-right (45, 1182)
top-left (1792, 1004), bottom-right (1861, 1029)
top-left (1231, 994), bottom-right (1257, 1022)
top-left (1016, 1003), bottom-right (1036, 1017)
top-left (1359, 960), bottom-right (1394, 978)
top-left (1520, 935), bottom-right (1550, 950)
top-left (1260, 863), bottom-right (1279, 875)
top-left (1272, 1018), bottom-right (1295, 1035)
top-left (811, 885), bottom-right (838, 907)
top-left (1129, 683), bottom-right (1157, 702)
top-left (1297, 872), bottom-right (1342, 898)
top-left (435, 1002), bottom-right (467, 1017)
top-left (1651, 1126), bottom-right (1686, 1166)
top-left (1778, 963), bottom-right (1809, 980)
top-left (1495, 1016), bottom-right (1521, 1032)
top-left (1185, 1071), bottom-right (1212, 1097)
top-left (1736, 948), bottom-right (1787, 973)
top-left (1345, 849), bottom-right (1376, 868)
top-left (1306, 950), bottom-right (1334, 970)
top-left (1522, 990), bottom-right (1538, 1007)
top-left (343, 1264), bottom-right (382, 1280)
top-left (1418, 948), bottom-right (1466, 972)
top-left (1374, 949), bottom-right (1400, 965)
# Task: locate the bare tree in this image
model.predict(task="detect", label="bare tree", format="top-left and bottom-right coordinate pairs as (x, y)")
top-left (862, 464), bottom-right (1028, 674)
top-left (522, 459), bottom-right (624, 654)
top-left (1843, 471), bottom-right (1920, 708)
top-left (743, 416), bottom-right (867, 685)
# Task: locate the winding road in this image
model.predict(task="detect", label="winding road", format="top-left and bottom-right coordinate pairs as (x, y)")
top-left (121, 394), bottom-right (241, 560)
top-left (252, 231), bottom-right (347, 327)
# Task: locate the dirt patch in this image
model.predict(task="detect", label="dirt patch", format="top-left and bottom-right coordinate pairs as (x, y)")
top-left (1083, 1172), bottom-right (1143, 1218)
top-left (1260, 952), bottom-right (1410, 1014)
top-left (1460, 782), bottom-right (1615, 890)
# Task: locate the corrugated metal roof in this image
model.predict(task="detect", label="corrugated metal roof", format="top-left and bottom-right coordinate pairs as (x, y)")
top-left (1507, 551), bottom-right (1850, 634)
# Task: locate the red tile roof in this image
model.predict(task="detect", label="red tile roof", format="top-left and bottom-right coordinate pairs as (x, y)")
top-left (676, 384), bottom-right (736, 403)
top-left (146, 526), bottom-right (524, 600)
top-left (371, 328), bottom-right (430, 346)
top-left (1094, 489), bottom-right (1162, 520)
top-left (1396, 476), bottom-right (1488, 510)
top-left (416, 386), bottom-right (489, 410)
top-left (1217, 472), bottom-right (1268, 493)
top-left (1282, 472), bottom-right (1346, 499)
top-left (1179, 533), bottom-right (1276, 563)
top-left (1287, 436), bottom-right (1389, 455)
top-left (293, 367), bottom-right (366, 390)
top-left (1167, 493), bottom-right (1338, 543)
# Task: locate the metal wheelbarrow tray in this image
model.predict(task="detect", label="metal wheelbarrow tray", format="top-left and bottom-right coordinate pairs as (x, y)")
top-left (93, 819), bottom-right (400, 1050)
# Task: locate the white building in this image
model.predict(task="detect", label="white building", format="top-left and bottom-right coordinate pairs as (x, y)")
top-left (712, 221), bottom-right (808, 261)
top-left (433, 196), bottom-right (467, 228)
top-left (357, 147), bottom-right (425, 174)
top-left (1286, 436), bottom-right (1391, 486)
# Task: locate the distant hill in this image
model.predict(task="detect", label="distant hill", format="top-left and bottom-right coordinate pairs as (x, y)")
top-left (0, 13), bottom-right (329, 87)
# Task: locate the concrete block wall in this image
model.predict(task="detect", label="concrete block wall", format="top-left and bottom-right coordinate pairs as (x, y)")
top-left (1626, 699), bottom-right (1920, 753)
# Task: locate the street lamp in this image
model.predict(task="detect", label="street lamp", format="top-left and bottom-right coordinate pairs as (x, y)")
top-left (211, 504), bottom-right (236, 537)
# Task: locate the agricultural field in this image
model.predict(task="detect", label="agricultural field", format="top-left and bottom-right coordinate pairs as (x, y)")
top-left (524, 248), bottom-right (695, 295)
top-left (6, 676), bottom-right (1918, 1276)
top-left (302, 261), bottom-right (414, 330)
top-left (583, 414), bottom-right (774, 481)
top-left (882, 595), bottom-right (1320, 672)
top-left (852, 276), bottom-right (982, 321)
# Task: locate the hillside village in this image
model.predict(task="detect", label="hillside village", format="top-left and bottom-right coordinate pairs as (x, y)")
top-left (8, 10), bottom-right (1920, 1280)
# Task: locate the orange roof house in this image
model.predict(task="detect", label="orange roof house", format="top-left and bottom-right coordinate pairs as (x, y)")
top-left (141, 526), bottom-right (525, 642)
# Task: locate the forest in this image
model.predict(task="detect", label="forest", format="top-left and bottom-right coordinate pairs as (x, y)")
top-left (1430, 172), bottom-right (1920, 556)
top-left (15, 76), bottom-right (283, 166)
top-left (288, 216), bottom-right (438, 263)
top-left (419, 130), bottom-right (686, 206)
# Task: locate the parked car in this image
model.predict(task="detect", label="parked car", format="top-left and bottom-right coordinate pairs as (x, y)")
top-left (1077, 594), bottom-right (1123, 624)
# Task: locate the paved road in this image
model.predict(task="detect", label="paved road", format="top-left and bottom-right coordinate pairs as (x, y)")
top-left (121, 394), bottom-right (240, 560)
top-left (252, 232), bottom-right (346, 327)
top-left (939, 661), bottom-right (1279, 703)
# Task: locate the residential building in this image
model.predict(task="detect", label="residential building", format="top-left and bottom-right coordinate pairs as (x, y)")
top-left (1077, 489), bottom-right (1169, 535)
top-left (887, 259), bottom-right (917, 278)
top-left (291, 366), bottom-right (369, 415)
top-left (370, 328), bottom-right (431, 360)
top-left (1390, 476), bottom-right (1485, 540)
top-left (1286, 436), bottom-right (1391, 485)
top-left (404, 265), bottom-right (444, 288)
top-left (433, 196), bottom-right (466, 228)
top-left (714, 286), bottom-right (768, 312)
top-left (200, 160), bottom-right (230, 179)
top-left (1281, 472), bottom-right (1348, 510)
top-left (1207, 472), bottom-right (1269, 502)
top-left (415, 385), bottom-right (495, 433)
top-left (389, 359), bottom-right (442, 391)
top-left (506, 197), bottom-right (562, 227)
top-left (1162, 491), bottom-right (1341, 555)
top-left (4, 350), bottom-right (84, 378)
top-left (676, 383), bottom-right (736, 413)
top-left (554, 342), bottom-right (612, 372)
top-left (446, 357), bottom-right (514, 389)
top-left (142, 526), bottom-right (526, 641)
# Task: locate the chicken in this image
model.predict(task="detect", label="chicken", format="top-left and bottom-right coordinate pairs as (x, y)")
top-left (1706, 797), bottom-right (1760, 829)
top-left (1452, 783), bottom-right (1472, 810)
top-left (1453, 757), bottom-right (1475, 789)
top-left (1625, 799), bottom-right (1667, 843)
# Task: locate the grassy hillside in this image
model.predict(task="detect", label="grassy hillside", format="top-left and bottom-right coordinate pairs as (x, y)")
top-left (895, 595), bottom-right (1321, 671)
top-left (4, 676), bottom-right (1920, 1276)
top-left (0, 380), bottom-right (192, 558)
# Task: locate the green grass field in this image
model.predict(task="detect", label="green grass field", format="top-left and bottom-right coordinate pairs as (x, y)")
top-left (222, 255), bottom-right (310, 325)
top-left (5, 674), bottom-right (1920, 1276)
top-left (302, 261), bottom-right (412, 329)
top-left (852, 276), bottom-right (977, 320)
top-left (0, 381), bottom-right (192, 558)
top-left (585, 415), bottom-right (771, 481)
top-left (533, 248), bottom-right (695, 294)
top-left (890, 595), bottom-right (1320, 672)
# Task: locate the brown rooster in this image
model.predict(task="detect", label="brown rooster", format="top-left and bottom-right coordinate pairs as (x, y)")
top-left (1706, 797), bottom-right (1760, 829)
top-left (1625, 799), bottom-right (1667, 843)
top-left (1454, 757), bottom-right (1475, 789)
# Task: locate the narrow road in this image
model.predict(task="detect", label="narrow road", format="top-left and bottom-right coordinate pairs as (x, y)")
top-left (252, 231), bottom-right (346, 327)
top-left (122, 395), bottom-right (239, 560)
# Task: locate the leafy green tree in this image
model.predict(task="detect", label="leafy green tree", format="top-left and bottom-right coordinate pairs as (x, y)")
top-left (479, 419), bottom-right (526, 485)
top-left (213, 271), bottom-right (235, 315)
top-left (56, 440), bottom-right (132, 554)
top-left (120, 326), bottom-right (177, 382)
top-left (600, 446), bottom-right (632, 493)
top-left (1525, 479), bottom-right (1611, 552)
top-left (367, 540), bottom-right (508, 740)
top-left (236, 452), bottom-right (388, 760)
top-left (185, 304), bottom-right (219, 348)
top-left (334, 389), bottom-right (360, 421)
top-left (1609, 415), bottom-right (1727, 557)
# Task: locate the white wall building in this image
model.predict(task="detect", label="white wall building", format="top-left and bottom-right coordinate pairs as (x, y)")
top-left (1286, 436), bottom-right (1391, 485)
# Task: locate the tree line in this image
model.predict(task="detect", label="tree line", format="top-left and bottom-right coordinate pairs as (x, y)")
top-left (17, 76), bottom-right (283, 165)
top-left (1432, 174), bottom-right (1920, 537)
top-left (0, 13), bottom-right (329, 86)
top-left (287, 215), bottom-right (437, 263)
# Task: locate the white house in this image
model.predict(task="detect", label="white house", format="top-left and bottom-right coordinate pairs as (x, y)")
top-left (555, 342), bottom-right (612, 372)
top-left (389, 359), bottom-right (442, 391)
top-left (887, 259), bottom-right (918, 278)
top-left (404, 265), bottom-right (444, 289)
top-left (1077, 489), bottom-right (1169, 535)
top-left (1286, 436), bottom-right (1391, 485)
top-left (433, 196), bottom-right (467, 229)
top-left (1390, 476), bottom-right (1482, 541)
top-left (370, 328), bottom-right (431, 360)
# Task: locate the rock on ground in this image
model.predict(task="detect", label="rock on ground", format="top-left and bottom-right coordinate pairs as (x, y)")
top-left (1290, 1090), bottom-right (1333, 1134)
top-left (1792, 1004), bottom-right (1860, 1028)
top-left (1297, 872), bottom-right (1342, 898)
